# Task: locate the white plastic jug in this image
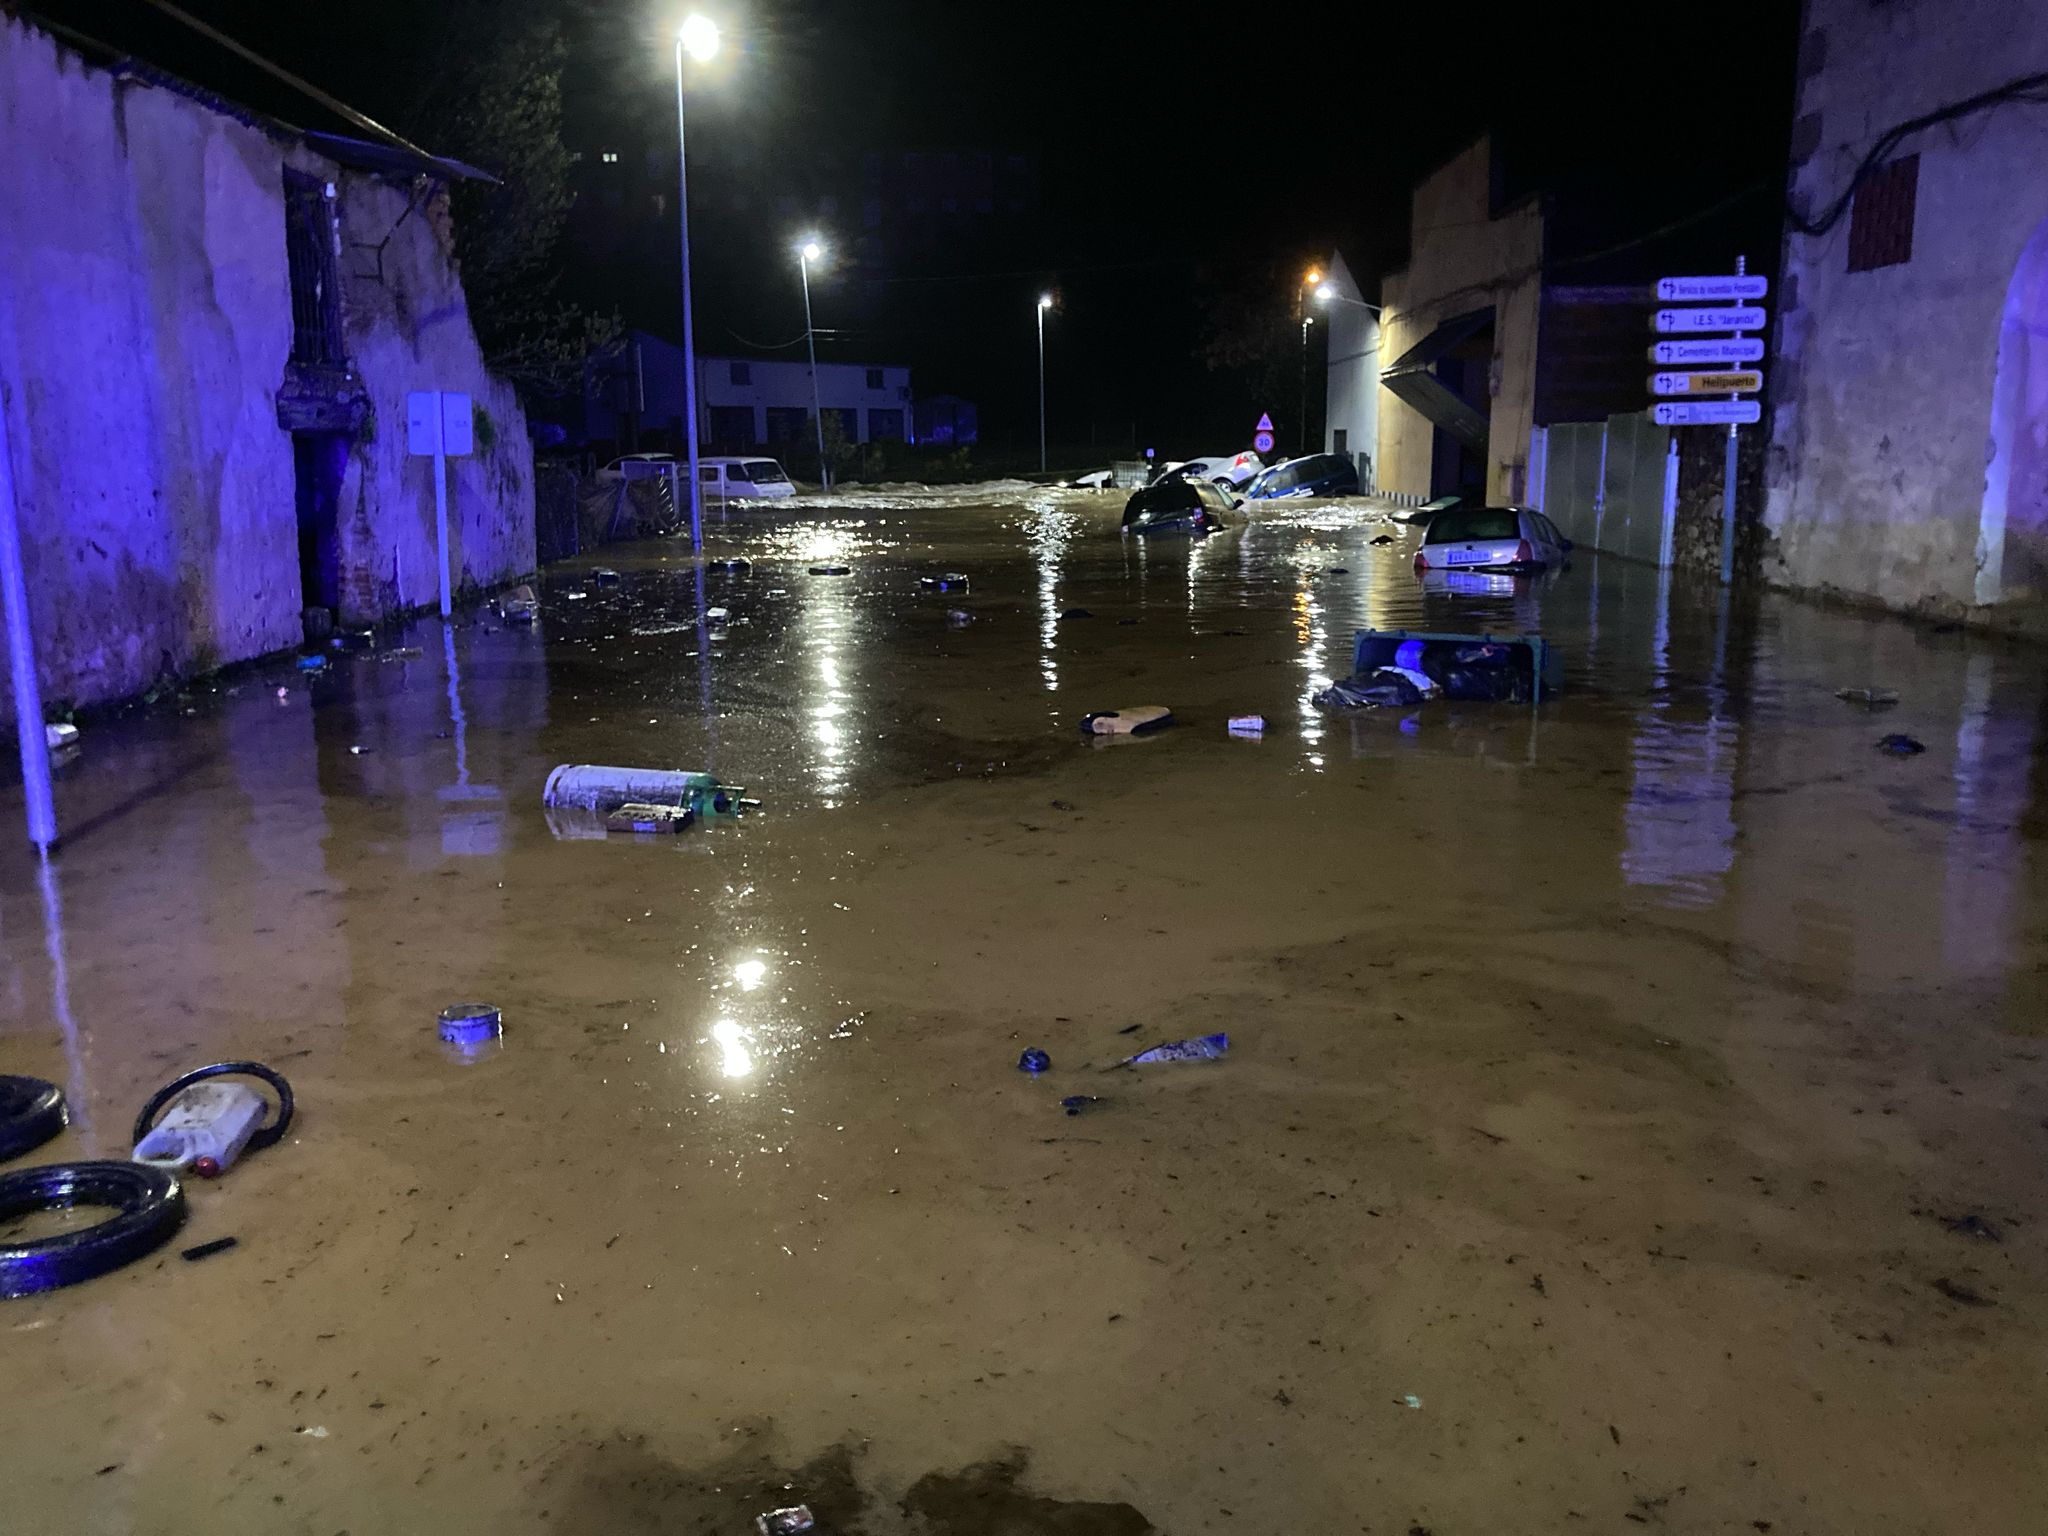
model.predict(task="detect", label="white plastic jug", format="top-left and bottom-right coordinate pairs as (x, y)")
top-left (133, 1082), bottom-right (271, 1175)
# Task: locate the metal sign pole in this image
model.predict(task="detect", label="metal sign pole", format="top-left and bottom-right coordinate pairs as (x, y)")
top-left (0, 370), bottom-right (56, 851)
top-left (434, 439), bottom-right (452, 618)
top-left (1719, 257), bottom-right (1746, 586)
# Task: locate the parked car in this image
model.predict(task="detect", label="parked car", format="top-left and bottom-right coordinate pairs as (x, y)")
top-left (1242, 452), bottom-right (1360, 500)
top-left (1412, 506), bottom-right (1571, 575)
top-left (595, 452), bottom-right (675, 485)
top-left (1158, 450), bottom-right (1266, 488)
top-left (698, 457), bottom-right (796, 500)
top-left (1121, 477), bottom-right (1244, 534)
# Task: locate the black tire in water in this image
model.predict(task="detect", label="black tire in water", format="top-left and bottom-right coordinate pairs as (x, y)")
top-left (0, 1076), bottom-right (68, 1163)
top-left (0, 1161), bottom-right (187, 1299)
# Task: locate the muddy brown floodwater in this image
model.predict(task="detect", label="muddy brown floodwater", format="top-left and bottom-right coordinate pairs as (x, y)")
top-left (3, 485), bottom-right (2047, 1533)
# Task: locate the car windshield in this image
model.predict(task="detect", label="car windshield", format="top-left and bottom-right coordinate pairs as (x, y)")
top-left (742, 461), bottom-right (788, 483)
top-left (1425, 508), bottom-right (1522, 544)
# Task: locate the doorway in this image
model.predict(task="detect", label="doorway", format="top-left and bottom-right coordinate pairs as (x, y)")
top-left (294, 432), bottom-right (348, 631)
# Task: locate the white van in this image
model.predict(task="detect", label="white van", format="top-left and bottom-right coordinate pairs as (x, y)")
top-left (699, 456), bottom-right (796, 500)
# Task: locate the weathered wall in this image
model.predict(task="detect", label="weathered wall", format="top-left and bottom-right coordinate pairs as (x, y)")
top-left (0, 19), bottom-right (300, 718)
top-left (323, 171), bottom-right (534, 623)
top-left (1765, 0), bottom-right (2048, 622)
top-left (1377, 138), bottom-right (1543, 503)
top-left (0, 15), bottom-right (533, 723)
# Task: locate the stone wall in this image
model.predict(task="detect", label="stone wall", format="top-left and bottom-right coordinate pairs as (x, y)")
top-left (1764, 0), bottom-right (2048, 624)
top-left (0, 15), bottom-right (532, 724)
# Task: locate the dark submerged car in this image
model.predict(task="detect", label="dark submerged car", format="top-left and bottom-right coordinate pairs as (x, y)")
top-left (1242, 452), bottom-right (1360, 500)
top-left (1121, 478), bottom-right (1243, 534)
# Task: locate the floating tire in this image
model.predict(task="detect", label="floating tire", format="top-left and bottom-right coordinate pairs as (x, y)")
top-left (0, 1161), bottom-right (187, 1299)
top-left (0, 1076), bottom-right (67, 1163)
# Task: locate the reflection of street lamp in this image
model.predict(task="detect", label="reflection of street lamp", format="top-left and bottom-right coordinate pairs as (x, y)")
top-left (796, 236), bottom-right (829, 490)
top-left (673, 13), bottom-right (720, 549)
top-left (1036, 292), bottom-right (1053, 474)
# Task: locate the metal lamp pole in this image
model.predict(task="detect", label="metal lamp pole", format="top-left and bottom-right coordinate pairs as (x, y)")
top-left (798, 241), bottom-right (829, 491)
top-left (673, 15), bottom-right (720, 551)
top-left (1299, 315), bottom-right (1312, 456)
top-left (1036, 293), bottom-right (1052, 474)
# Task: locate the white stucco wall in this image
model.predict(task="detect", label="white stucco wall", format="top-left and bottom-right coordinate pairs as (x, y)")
top-left (0, 15), bottom-right (533, 721)
top-left (1319, 253), bottom-right (1381, 488)
top-left (1765, 0), bottom-right (2048, 619)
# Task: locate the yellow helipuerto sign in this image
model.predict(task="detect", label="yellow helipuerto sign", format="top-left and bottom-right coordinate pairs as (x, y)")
top-left (1649, 369), bottom-right (1763, 397)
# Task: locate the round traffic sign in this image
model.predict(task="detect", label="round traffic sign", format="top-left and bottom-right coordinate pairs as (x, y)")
top-left (1253, 430), bottom-right (1275, 455)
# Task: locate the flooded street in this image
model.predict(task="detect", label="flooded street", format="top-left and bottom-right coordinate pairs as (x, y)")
top-left (4, 486), bottom-right (2047, 1534)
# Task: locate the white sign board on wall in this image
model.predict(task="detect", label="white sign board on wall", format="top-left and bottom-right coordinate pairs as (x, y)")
top-left (407, 391), bottom-right (474, 457)
top-left (406, 390), bottom-right (474, 618)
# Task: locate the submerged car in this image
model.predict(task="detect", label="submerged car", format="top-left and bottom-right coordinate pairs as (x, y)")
top-left (1397, 492), bottom-right (1472, 526)
top-left (1242, 452), bottom-right (1360, 500)
top-left (1158, 451), bottom-right (1266, 488)
top-left (698, 456), bottom-right (796, 500)
top-left (595, 452), bottom-right (676, 485)
top-left (1121, 478), bottom-right (1244, 534)
top-left (1411, 506), bottom-right (1570, 575)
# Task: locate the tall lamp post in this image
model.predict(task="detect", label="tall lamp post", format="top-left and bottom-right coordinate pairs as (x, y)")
top-left (673, 13), bottom-right (720, 550)
top-left (1036, 293), bottom-right (1053, 475)
top-left (797, 237), bottom-right (829, 491)
top-left (1298, 313), bottom-right (1313, 457)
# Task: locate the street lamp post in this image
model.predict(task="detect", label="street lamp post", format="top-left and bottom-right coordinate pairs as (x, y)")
top-left (797, 238), bottom-right (829, 491)
top-left (673, 14), bottom-right (719, 551)
top-left (1299, 314), bottom-right (1313, 457)
top-left (1036, 293), bottom-right (1052, 475)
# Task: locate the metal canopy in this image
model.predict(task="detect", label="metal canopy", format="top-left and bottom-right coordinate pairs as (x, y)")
top-left (1381, 309), bottom-right (1494, 453)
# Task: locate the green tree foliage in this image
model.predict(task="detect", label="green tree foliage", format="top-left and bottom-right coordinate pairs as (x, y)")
top-left (390, 2), bottom-right (612, 394)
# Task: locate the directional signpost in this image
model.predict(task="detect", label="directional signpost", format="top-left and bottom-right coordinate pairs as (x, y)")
top-left (1652, 400), bottom-right (1761, 427)
top-left (1655, 274), bottom-right (1769, 302)
top-left (1650, 337), bottom-right (1764, 366)
top-left (1652, 305), bottom-right (1767, 333)
top-left (1649, 262), bottom-right (1767, 584)
top-left (1651, 370), bottom-right (1764, 397)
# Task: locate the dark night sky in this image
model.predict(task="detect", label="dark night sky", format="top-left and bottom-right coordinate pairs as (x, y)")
top-left (29, 0), bottom-right (1799, 456)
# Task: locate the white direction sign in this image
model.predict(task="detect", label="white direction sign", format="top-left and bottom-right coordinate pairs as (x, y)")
top-left (1650, 337), bottom-right (1765, 365)
top-left (1656, 274), bottom-right (1769, 302)
top-left (1653, 400), bottom-right (1761, 427)
top-left (1654, 305), bottom-right (1767, 334)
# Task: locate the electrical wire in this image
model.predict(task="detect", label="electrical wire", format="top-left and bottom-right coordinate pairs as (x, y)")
top-left (1787, 70), bottom-right (2048, 237)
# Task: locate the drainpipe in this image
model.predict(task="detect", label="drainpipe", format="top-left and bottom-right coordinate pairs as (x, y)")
top-left (0, 364), bottom-right (57, 851)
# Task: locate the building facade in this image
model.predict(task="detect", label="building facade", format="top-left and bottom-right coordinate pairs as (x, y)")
top-left (1317, 253), bottom-right (1382, 490)
top-left (584, 333), bottom-right (917, 454)
top-left (0, 16), bottom-right (533, 722)
top-left (1375, 139), bottom-right (1545, 505)
top-left (1763, 0), bottom-right (2048, 623)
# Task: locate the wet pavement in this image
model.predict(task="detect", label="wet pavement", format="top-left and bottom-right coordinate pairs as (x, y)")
top-left (3, 483), bottom-right (2047, 1533)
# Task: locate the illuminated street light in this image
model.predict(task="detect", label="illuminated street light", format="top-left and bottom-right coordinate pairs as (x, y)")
top-left (671, 13), bottom-right (725, 551)
top-left (1036, 293), bottom-right (1055, 474)
top-left (679, 13), bottom-right (720, 62)
top-left (1305, 267), bottom-right (1322, 286)
top-left (796, 237), bottom-right (829, 489)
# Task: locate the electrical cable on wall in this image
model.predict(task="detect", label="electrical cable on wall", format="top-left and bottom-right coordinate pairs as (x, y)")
top-left (1787, 70), bottom-right (2048, 237)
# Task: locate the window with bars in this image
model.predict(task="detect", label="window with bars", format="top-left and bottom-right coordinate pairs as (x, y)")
top-left (1847, 153), bottom-right (1918, 272)
top-left (283, 170), bottom-right (345, 367)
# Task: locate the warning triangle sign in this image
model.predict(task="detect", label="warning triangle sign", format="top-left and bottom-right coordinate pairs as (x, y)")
top-left (1255, 413), bottom-right (1274, 431)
